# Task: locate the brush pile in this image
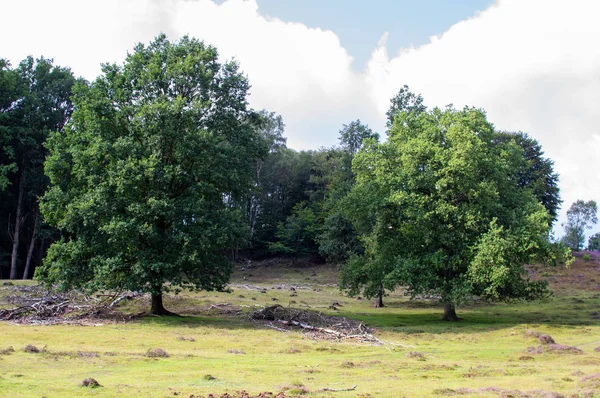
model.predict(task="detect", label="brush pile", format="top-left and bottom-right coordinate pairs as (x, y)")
top-left (251, 304), bottom-right (385, 345)
top-left (0, 283), bottom-right (137, 325)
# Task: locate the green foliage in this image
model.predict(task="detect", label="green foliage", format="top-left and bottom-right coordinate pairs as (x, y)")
top-left (0, 56), bottom-right (75, 278)
top-left (38, 35), bottom-right (266, 300)
top-left (385, 84), bottom-right (426, 129)
top-left (494, 131), bottom-right (561, 223)
top-left (338, 119), bottom-right (378, 156)
top-left (0, 59), bottom-right (19, 191)
top-left (344, 106), bottom-right (557, 316)
top-left (269, 203), bottom-right (317, 259)
top-left (562, 200), bottom-right (598, 251)
top-left (587, 232), bottom-right (600, 251)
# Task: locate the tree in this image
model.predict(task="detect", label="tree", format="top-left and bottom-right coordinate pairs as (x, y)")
top-left (385, 84), bottom-right (426, 129)
top-left (345, 106), bottom-right (557, 320)
top-left (246, 110), bottom-right (287, 253)
top-left (38, 35), bottom-right (267, 315)
top-left (338, 120), bottom-right (378, 156)
top-left (0, 57), bottom-right (75, 279)
top-left (562, 200), bottom-right (598, 251)
top-left (588, 232), bottom-right (600, 251)
top-left (269, 203), bottom-right (318, 262)
top-left (0, 59), bottom-right (19, 192)
top-left (494, 131), bottom-right (561, 223)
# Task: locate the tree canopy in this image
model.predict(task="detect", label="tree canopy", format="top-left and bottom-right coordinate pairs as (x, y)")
top-left (0, 57), bottom-right (75, 280)
top-left (38, 35), bottom-right (267, 314)
top-left (342, 106), bottom-right (558, 320)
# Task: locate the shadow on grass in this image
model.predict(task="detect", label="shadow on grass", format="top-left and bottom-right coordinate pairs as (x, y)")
top-left (131, 293), bottom-right (600, 336)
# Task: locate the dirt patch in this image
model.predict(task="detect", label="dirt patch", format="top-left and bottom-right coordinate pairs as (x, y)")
top-left (580, 373), bottom-right (600, 391)
top-left (527, 344), bottom-right (583, 355)
top-left (190, 392), bottom-right (293, 398)
top-left (146, 348), bottom-right (169, 358)
top-left (432, 388), bottom-right (472, 396)
top-left (406, 351), bottom-right (426, 361)
top-left (524, 330), bottom-right (557, 344)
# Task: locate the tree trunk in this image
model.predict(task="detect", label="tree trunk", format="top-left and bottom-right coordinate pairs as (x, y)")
top-left (10, 169), bottom-right (26, 280)
top-left (150, 292), bottom-right (177, 316)
top-left (374, 286), bottom-right (385, 308)
top-left (442, 302), bottom-right (459, 321)
top-left (23, 214), bottom-right (39, 279)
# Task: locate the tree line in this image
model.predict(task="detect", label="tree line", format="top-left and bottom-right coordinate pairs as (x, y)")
top-left (0, 35), bottom-right (572, 319)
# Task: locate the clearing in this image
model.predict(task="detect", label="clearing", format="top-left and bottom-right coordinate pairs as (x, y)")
top-left (1, 256), bottom-right (599, 397)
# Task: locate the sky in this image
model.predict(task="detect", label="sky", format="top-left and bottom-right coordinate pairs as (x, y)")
top-left (2, 0), bottom-right (600, 238)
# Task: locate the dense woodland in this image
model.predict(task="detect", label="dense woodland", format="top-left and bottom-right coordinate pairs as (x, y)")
top-left (0, 35), bottom-right (583, 318)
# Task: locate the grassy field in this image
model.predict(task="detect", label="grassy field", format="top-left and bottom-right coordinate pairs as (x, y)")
top-left (1, 257), bottom-right (599, 397)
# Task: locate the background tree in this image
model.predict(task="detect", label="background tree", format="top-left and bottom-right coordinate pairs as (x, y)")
top-left (587, 232), bottom-right (600, 251)
top-left (0, 59), bottom-right (19, 193)
top-left (344, 106), bottom-right (556, 320)
top-left (494, 131), bottom-right (561, 223)
top-left (562, 200), bottom-right (598, 251)
top-left (385, 84), bottom-right (426, 129)
top-left (0, 57), bottom-right (75, 279)
top-left (245, 110), bottom-right (287, 254)
top-left (38, 35), bottom-right (266, 315)
top-left (338, 120), bottom-right (378, 156)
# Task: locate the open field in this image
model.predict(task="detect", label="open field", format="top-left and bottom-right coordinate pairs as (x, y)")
top-left (1, 257), bottom-right (600, 397)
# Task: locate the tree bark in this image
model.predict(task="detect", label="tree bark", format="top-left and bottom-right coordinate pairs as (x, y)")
top-left (150, 292), bottom-right (178, 316)
top-left (442, 302), bottom-right (459, 321)
top-left (374, 286), bottom-right (385, 308)
top-left (10, 169), bottom-right (26, 280)
top-left (23, 213), bottom-right (39, 279)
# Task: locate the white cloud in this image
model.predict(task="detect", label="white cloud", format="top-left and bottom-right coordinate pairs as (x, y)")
top-left (2, 0), bottom-right (600, 236)
top-left (365, 0), bottom-right (600, 236)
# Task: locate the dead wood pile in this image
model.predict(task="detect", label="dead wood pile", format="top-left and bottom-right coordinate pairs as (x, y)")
top-left (250, 304), bottom-right (387, 345)
top-left (0, 284), bottom-right (138, 325)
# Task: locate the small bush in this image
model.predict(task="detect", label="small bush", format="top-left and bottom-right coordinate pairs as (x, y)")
top-left (582, 253), bottom-right (592, 261)
top-left (79, 378), bottom-right (102, 388)
top-left (519, 356), bottom-right (534, 361)
top-left (538, 334), bottom-right (556, 345)
top-left (23, 345), bottom-right (40, 353)
top-left (203, 374), bottom-right (216, 381)
top-left (0, 347), bottom-right (15, 355)
top-left (406, 351), bottom-right (426, 361)
top-left (146, 348), bottom-right (169, 358)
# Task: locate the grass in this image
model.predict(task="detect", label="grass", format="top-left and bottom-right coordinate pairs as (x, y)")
top-left (1, 258), bottom-right (600, 397)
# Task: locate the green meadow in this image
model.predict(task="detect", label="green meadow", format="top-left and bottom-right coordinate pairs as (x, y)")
top-left (1, 258), bottom-right (599, 398)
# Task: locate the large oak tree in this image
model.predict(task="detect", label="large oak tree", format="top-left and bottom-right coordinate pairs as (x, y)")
top-left (38, 35), bottom-right (267, 314)
top-left (343, 106), bottom-right (560, 320)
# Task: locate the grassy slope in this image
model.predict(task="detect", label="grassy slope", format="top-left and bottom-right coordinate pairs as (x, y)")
top-left (0, 258), bottom-right (599, 397)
